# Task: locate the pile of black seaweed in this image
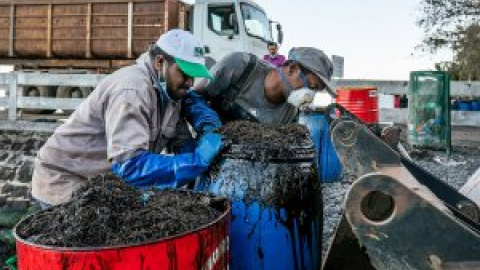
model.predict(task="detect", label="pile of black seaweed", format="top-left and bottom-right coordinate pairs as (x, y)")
top-left (16, 175), bottom-right (226, 247)
top-left (219, 121), bottom-right (314, 161)
top-left (220, 121), bottom-right (311, 148)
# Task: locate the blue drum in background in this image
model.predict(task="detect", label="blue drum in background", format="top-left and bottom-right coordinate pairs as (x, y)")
top-left (471, 100), bottom-right (480, 111)
top-left (458, 101), bottom-right (472, 111)
top-left (299, 110), bottom-right (342, 183)
top-left (196, 127), bottom-right (323, 270)
top-left (451, 100), bottom-right (459, 111)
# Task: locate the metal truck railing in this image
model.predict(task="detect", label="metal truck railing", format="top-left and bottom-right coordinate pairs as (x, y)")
top-left (0, 73), bottom-right (480, 131)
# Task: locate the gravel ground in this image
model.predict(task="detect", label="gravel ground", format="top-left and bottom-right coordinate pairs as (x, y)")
top-left (322, 126), bottom-right (480, 256)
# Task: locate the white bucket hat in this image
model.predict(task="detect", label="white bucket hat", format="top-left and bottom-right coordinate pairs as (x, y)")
top-left (155, 29), bottom-right (213, 79)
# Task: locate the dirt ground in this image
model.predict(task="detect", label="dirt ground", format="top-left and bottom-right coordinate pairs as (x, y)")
top-left (447, 126), bottom-right (480, 148)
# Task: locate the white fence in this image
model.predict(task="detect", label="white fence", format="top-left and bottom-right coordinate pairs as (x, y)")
top-left (0, 72), bottom-right (480, 131)
top-left (334, 79), bottom-right (480, 96)
top-left (0, 73), bottom-right (106, 121)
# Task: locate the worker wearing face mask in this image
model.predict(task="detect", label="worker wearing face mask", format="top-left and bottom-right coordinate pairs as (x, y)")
top-left (31, 29), bottom-right (223, 207)
top-left (194, 47), bottom-right (336, 124)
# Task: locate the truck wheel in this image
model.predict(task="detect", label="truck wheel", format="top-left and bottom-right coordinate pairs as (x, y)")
top-left (21, 86), bottom-right (56, 114)
top-left (57, 86), bottom-right (92, 114)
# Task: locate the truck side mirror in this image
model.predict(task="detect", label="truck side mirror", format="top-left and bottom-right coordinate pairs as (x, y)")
top-left (276, 23), bottom-right (283, 44)
top-left (228, 13), bottom-right (239, 35)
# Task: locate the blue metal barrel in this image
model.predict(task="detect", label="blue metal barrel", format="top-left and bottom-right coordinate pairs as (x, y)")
top-left (196, 129), bottom-right (322, 270)
top-left (298, 111), bottom-right (342, 183)
top-left (458, 101), bottom-right (472, 111)
top-left (472, 100), bottom-right (480, 111)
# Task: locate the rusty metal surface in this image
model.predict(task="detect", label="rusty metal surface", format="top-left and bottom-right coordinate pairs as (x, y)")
top-left (331, 119), bottom-right (401, 176)
top-left (322, 214), bottom-right (375, 270)
top-left (0, 0), bottom-right (190, 60)
top-left (401, 157), bottom-right (480, 225)
top-left (0, 0), bottom-right (164, 5)
top-left (0, 57), bottom-right (134, 70)
top-left (330, 109), bottom-right (480, 225)
top-left (345, 173), bottom-right (480, 270)
top-left (429, 255), bottom-right (480, 270)
top-left (327, 107), bottom-right (480, 269)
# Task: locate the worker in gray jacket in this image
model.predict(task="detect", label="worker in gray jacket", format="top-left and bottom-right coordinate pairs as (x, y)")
top-left (31, 29), bottom-right (223, 207)
top-left (194, 47), bottom-right (336, 124)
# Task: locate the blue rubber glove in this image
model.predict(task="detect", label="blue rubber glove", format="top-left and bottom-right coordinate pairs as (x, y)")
top-left (194, 133), bottom-right (222, 167)
top-left (111, 134), bottom-right (223, 189)
top-left (183, 90), bottom-right (222, 133)
top-left (202, 124), bottom-right (218, 135)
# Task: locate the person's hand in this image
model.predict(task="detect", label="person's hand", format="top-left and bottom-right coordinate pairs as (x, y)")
top-left (195, 133), bottom-right (223, 165)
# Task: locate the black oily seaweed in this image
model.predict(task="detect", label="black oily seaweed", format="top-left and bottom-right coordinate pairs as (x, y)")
top-left (16, 175), bottom-right (225, 247)
top-left (220, 121), bottom-right (311, 148)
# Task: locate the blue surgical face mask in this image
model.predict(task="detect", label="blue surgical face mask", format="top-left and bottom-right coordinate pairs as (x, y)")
top-left (155, 61), bottom-right (172, 102)
top-left (298, 69), bottom-right (309, 88)
top-left (277, 68), bottom-right (310, 94)
top-left (277, 68), bottom-right (293, 94)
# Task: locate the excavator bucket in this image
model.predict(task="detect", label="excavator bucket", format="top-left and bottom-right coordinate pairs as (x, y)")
top-left (322, 104), bottom-right (480, 270)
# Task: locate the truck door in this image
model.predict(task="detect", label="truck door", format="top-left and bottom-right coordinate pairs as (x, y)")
top-left (197, 3), bottom-right (244, 67)
top-left (238, 3), bottom-right (272, 60)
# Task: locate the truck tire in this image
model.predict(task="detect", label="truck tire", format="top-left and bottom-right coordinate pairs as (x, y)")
top-left (21, 86), bottom-right (56, 114)
top-left (57, 86), bottom-right (92, 114)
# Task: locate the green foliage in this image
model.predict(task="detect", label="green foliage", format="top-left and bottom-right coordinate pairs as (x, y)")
top-left (418, 0), bottom-right (480, 80)
top-left (417, 0), bottom-right (479, 52)
top-left (455, 24), bottom-right (480, 80)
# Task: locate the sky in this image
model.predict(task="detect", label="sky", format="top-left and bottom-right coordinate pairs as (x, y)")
top-left (0, 0), bottom-right (453, 80)
top-left (189, 0), bottom-right (453, 80)
top-left (252, 0), bottom-right (452, 80)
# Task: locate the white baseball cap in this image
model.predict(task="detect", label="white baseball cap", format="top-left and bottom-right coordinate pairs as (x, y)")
top-left (155, 29), bottom-right (213, 79)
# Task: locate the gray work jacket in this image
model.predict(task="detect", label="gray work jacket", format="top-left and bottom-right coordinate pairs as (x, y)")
top-left (32, 56), bottom-right (191, 205)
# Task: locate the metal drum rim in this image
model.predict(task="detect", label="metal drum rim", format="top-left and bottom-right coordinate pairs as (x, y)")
top-left (13, 190), bottom-right (231, 252)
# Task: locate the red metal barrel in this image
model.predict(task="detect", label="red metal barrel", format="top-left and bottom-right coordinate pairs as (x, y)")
top-left (336, 87), bottom-right (379, 123)
top-left (14, 199), bottom-right (231, 270)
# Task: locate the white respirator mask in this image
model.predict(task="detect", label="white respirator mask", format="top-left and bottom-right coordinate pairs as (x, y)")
top-left (287, 88), bottom-right (316, 107)
top-left (278, 67), bottom-right (316, 108)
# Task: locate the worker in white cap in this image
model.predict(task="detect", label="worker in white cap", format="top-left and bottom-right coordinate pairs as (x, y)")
top-left (31, 29), bottom-right (223, 207)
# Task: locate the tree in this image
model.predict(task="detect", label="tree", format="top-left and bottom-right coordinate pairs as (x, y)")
top-left (418, 0), bottom-right (480, 80)
top-left (434, 24), bottom-right (480, 80)
top-left (417, 0), bottom-right (480, 52)
top-left (455, 24), bottom-right (480, 80)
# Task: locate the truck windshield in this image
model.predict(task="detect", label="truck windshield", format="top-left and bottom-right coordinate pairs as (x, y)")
top-left (240, 3), bottom-right (272, 42)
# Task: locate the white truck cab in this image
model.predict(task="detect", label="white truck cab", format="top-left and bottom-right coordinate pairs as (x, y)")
top-left (191, 0), bottom-right (283, 67)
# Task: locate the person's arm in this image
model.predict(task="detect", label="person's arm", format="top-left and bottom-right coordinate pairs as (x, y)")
top-left (193, 52), bottom-right (246, 99)
top-left (167, 118), bottom-right (196, 154)
top-left (111, 133), bottom-right (222, 189)
top-left (105, 89), bottom-right (221, 188)
top-left (182, 90), bottom-right (222, 134)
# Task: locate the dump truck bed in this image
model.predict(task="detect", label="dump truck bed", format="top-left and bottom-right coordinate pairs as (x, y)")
top-left (0, 0), bottom-right (190, 60)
